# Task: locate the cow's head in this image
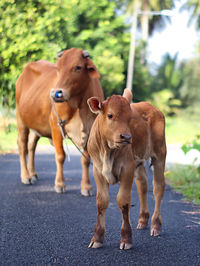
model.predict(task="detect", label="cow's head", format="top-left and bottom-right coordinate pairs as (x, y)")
top-left (51, 48), bottom-right (99, 107)
top-left (87, 91), bottom-right (133, 149)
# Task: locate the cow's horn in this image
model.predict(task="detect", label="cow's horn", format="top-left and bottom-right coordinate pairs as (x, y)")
top-left (57, 51), bottom-right (63, 57)
top-left (83, 50), bottom-right (90, 58)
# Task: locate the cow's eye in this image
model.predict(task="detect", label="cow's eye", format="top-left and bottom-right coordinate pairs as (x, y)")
top-left (75, 66), bottom-right (82, 71)
top-left (107, 114), bottom-right (113, 119)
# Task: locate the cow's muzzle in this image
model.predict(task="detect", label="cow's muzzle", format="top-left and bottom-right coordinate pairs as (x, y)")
top-left (50, 89), bottom-right (66, 102)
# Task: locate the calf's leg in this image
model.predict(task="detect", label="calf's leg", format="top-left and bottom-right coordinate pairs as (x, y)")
top-left (135, 164), bottom-right (150, 229)
top-left (81, 149), bottom-right (92, 196)
top-left (151, 158), bottom-right (165, 236)
top-left (117, 171), bottom-right (134, 250)
top-left (89, 167), bottom-right (109, 248)
top-left (27, 131), bottom-right (40, 184)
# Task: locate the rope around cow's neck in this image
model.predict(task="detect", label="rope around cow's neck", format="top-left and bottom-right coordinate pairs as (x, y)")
top-left (50, 96), bottom-right (91, 164)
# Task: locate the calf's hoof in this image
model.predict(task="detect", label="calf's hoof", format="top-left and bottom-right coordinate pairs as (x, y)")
top-left (137, 221), bottom-right (148, 230)
top-left (150, 227), bottom-right (161, 237)
top-left (21, 178), bottom-right (32, 185)
top-left (151, 217), bottom-right (162, 236)
top-left (30, 175), bottom-right (38, 184)
top-left (88, 241), bottom-right (103, 249)
top-left (137, 212), bottom-right (149, 230)
top-left (81, 189), bottom-right (93, 197)
top-left (120, 242), bottom-right (132, 250)
top-left (54, 186), bottom-right (66, 193)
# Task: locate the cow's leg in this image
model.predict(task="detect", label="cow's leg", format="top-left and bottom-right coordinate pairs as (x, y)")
top-left (27, 131), bottom-right (40, 184)
top-left (89, 167), bottom-right (109, 248)
top-left (16, 113), bottom-right (31, 184)
top-left (81, 149), bottom-right (92, 196)
top-left (117, 170), bottom-right (134, 250)
top-left (135, 164), bottom-right (150, 230)
top-left (151, 158), bottom-right (165, 236)
top-left (51, 126), bottom-right (66, 193)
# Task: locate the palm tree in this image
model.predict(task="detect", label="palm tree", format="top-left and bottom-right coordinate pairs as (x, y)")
top-left (181, 0), bottom-right (200, 29)
top-left (126, 0), bottom-right (175, 41)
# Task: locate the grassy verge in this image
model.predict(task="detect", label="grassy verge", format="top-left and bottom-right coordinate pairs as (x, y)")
top-left (166, 164), bottom-right (200, 205)
top-left (166, 112), bottom-right (200, 144)
top-left (0, 118), bottom-right (73, 154)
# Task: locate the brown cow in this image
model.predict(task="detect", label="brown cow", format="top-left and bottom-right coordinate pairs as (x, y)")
top-left (16, 48), bottom-right (104, 195)
top-left (87, 89), bottom-right (166, 249)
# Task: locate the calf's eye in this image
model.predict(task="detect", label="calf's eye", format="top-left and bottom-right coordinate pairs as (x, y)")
top-left (108, 114), bottom-right (113, 119)
top-left (75, 66), bottom-right (82, 71)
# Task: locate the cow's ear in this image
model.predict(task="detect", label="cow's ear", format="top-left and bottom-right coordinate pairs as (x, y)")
top-left (87, 97), bottom-right (102, 114)
top-left (86, 59), bottom-right (100, 79)
top-left (122, 88), bottom-right (132, 104)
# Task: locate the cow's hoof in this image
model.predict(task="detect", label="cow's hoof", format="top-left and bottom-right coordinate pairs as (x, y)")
top-left (150, 227), bottom-right (161, 237)
top-left (54, 186), bottom-right (66, 193)
top-left (21, 178), bottom-right (32, 185)
top-left (31, 175), bottom-right (38, 184)
top-left (88, 241), bottom-right (103, 249)
top-left (137, 222), bottom-right (148, 230)
top-left (81, 189), bottom-right (93, 197)
top-left (120, 242), bottom-right (132, 250)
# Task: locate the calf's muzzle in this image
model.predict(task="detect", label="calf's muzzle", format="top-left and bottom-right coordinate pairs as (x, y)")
top-left (120, 134), bottom-right (132, 141)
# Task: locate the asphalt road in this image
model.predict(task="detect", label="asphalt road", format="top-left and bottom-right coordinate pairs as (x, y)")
top-left (0, 146), bottom-right (200, 265)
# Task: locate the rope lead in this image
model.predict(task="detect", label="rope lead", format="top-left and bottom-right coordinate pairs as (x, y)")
top-left (50, 93), bottom-right (91, 164)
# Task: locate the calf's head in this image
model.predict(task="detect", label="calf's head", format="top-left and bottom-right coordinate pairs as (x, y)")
top-left (88, 94), bottom-right (133, 149)
top-left (51, 48), bottom-right (99, 107)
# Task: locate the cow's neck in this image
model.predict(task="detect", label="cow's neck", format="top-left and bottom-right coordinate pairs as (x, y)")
top-left (78, 92), bottom-right (97, 149)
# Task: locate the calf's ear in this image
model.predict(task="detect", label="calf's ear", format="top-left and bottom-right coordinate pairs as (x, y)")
top-left (122, 88), bottom-right (133, 104)
top-left (87, 97), bottom-right (102, 114)
top-left (86, 59), bottom-right (100, 79)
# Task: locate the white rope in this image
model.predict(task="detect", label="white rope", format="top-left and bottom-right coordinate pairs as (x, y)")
top-left (50, 92), bottom-right (92, 164)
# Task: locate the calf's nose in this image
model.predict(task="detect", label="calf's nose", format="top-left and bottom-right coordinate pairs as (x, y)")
top-left (120, 134), bottom-right (132, 141)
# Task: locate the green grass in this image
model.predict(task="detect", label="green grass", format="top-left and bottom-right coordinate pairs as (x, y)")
top-left (0, 123), bottom-right (51, 154)
top-left (166, 113), bottom-right (200, 144)
top-left (0, 123), bottom-right (18, 153)
top-left (0, 119), bottom-right (73, 154)
top-left (166, 164), bottom-right (200, 205)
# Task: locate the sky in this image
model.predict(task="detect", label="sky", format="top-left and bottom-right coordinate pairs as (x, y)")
top-left (147, 0), bottom-right (200, 64)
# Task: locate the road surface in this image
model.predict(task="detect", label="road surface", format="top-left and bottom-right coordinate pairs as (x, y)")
top-left (0, 145), bottom-right (200, 265)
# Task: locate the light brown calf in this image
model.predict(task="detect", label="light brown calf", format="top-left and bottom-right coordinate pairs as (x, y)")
top-left (16, 48), bottom-right (104, 195)
top-left (87, 89), bottom-right (166, 249)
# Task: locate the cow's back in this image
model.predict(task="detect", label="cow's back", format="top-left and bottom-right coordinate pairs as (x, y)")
top-left (16, 60), bottom-right (57, 102)
top-left (16, 60), bottom-right (58, 136)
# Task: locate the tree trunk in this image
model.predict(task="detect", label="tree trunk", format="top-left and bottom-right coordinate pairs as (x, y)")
top-left (140, 0), bottom-right (149, 41)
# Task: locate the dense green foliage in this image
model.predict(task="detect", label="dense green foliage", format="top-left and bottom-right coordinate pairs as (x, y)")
top-left (149, 53), bottom-right (200, 116)
top-left (0, 0), bottom-right (130, 106)
top-left (0, 0), bottom-right (200, 117)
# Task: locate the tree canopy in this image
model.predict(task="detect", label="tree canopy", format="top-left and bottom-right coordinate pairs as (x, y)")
top-left (0, 0), bottom-right (130, 106)
top-left (0, 0), bottom-right (199, 116)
